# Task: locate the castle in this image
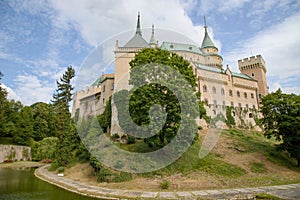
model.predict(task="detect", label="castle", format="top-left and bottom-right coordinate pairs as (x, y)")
top-left (72, 14), bottom-right (268, 131)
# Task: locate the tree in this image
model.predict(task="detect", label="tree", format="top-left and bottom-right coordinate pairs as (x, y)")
top-left (115, 48), bottom-right (205, 148)
top-left (261, 89), bottom-right (300, 167)
top-left (0, 71), bottom-right (8, 136)
top-left (51, 66), bottom-right (78, 166)
top-left (13, 106), bottom-right (34, 145)
top-left (31, 102), bottom-right (53, 141)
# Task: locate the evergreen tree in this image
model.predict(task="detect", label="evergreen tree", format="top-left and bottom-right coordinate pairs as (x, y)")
top-left (51, 66), bottom-right (77, 166)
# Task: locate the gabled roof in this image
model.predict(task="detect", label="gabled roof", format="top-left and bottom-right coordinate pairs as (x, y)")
top-left (161, 42), bottom-right (204, 55)
top-left (193, 63), bottom-right (255, 81)
top-left (231, 72), bottom-right (253, 80)
top-left (124, 13), bottom-right (149, 48)
top-left (194, 63), bottom-right (222, 73)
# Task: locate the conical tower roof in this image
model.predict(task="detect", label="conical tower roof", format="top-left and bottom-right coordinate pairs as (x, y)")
top-left (201, 16), bottom-right (216, 49)
top-left (124, 12), bottom-right (149, 48)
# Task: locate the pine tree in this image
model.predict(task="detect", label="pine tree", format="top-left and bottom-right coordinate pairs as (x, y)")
top-left (51, 66), bottom-right (77, 167)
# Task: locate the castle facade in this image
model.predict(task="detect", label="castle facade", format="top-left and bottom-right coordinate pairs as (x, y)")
top-left (72, 14), bottom-right (268, 131)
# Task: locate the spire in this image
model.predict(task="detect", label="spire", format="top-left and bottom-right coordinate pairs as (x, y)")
top-left (204, 16), bottom-right (208, 33)
top-left (124, 12), bottom-right (149, 48)
top-left (149, 24), bottom-right (157, 45)
top-left (136, 12), bottom-right (142, 36)
top-left (201, 16), bottom-right (216, 49)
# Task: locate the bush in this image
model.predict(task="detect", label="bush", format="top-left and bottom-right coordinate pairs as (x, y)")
top-left (97, 168), bottom-right (112, 182)
top-left (57, 166), bottom-right (65, 173)
top-left (127, 135), bottom-right (136, 144)
top-left (160, 180), bottom-right (171, 189)
top-left (31, 137), bottom-right (58, 161)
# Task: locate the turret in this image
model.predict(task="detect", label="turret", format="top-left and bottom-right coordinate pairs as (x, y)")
top-left (149, 24), bottom-right (158, 48)
top-left (200, 16), bottom-right (223, 69)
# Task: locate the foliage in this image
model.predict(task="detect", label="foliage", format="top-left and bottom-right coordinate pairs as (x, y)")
top-left (51, 66), bottom-right (79, 167)
top-left (31, 137), bottom-right (58, 161)
top-left (31, 102), bottom-right (55, 141)
top-left (255, 193), bottom-right (283, 200)
top-left (261, 89), bottom-right (300, 166)
top-left (57, 166), bottom-right (65, 173)
top-left (225, 106), bottom-right (236, 127)
top-left (160, 180), bottom-right (171, 189)
top-left (116, 48), bottom-right (205, 148)
top-left (97, 168), bottom-right (112, 182)
top-left (13, 106), bottom-right (34, 145)
top-left (97, 96), bottom-right (112, 133)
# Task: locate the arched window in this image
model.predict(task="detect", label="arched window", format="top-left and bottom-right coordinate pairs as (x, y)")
top-left (244, 92), bottom-right (248, 99)
top-left (229, 89), bottom-right (233, 97)
top-left (237, 91), bottom-right (240, 97)
top-left (212, 87), bottom-right (216, 94)
top-left (221, 88), bottom-right (225, 95)
top-left (249, 113), bottom-right (253, 118)
top-left (203, 85), bottom-right (207, 92)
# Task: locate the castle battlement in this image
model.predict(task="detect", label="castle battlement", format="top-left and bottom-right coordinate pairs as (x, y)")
top-left (238, 55), bottom-right (265, 66)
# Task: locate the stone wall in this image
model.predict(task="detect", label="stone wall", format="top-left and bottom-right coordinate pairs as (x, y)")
top-left (0, 145), bottom-right (31, 163)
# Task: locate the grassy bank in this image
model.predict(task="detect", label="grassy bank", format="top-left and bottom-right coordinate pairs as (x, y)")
top-left (62, 129), bottom-right (300, 191)
top-left (0, 161), bottom-right (45, 169)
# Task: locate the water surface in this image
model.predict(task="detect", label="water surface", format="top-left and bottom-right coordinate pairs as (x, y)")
top-left (0, 168), bottom-right (98, 200)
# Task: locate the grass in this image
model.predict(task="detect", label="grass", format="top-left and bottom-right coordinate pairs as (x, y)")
top-left (223, 129), bottom-right (299, 170)
top-left (250, 162), bottom-right (267, 173)
top-left (125, 139), bottom-right (248, 178)
top-left (255, 193), bottom-right (283, 200)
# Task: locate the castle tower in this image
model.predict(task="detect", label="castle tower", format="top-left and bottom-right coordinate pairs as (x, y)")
top-left (238, 55), bottom-right (268, 99)
top-left (200, 16), bottom-right (223, 69)
top-left (114, 12), bottom-right (149, 92)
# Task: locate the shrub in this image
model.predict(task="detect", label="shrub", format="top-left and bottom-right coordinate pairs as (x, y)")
top-left (97, 168), bottom-right (112, 182)
top-left (160, 180), bottom-right (171, 189)
top-left (57, 166), bottom-right (65, 173)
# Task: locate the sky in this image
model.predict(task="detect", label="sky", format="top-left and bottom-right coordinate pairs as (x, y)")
top-left (0, 0), bottom-right (300, 106)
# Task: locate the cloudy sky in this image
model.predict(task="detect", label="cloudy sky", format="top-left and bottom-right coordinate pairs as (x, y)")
top-left (0, 0), bottom-right (300, 105)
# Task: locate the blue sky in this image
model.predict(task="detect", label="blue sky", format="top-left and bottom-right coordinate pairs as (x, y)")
top-left (0, 0), bottom-right (300, 105)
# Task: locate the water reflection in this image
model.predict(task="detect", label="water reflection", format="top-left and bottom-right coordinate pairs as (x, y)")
top-left (0, 168), bottom-right (97, 200)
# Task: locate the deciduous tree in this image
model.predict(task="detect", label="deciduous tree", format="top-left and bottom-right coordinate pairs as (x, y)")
top-left (261, 89), bottom-right (300, 167)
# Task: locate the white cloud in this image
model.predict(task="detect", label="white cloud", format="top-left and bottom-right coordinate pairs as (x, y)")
top-left (49, 0), bottom-right (220, 49)
top-left (0, 84), bottom-right (22, 102)
top-left (223, 11), bottom-right (300, 95)
top-left (224, 12), bottom-right (300, 78)
top-left (14, 75), bottom-right (55, 105)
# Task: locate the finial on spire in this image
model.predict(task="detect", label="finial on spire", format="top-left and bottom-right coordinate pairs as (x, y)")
top-left (136, 12), bottom-right (142, 36)
top-left (204, 16), bottom-right (208, 33)
top-left (152, 24), bottom-right (154, 34)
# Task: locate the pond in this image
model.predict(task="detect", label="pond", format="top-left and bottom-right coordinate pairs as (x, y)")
top-left (0, 167), bottom-right (98, 200)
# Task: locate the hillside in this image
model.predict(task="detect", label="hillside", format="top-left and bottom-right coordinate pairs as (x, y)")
top-left (62, 129), bottom-right (300, 191)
